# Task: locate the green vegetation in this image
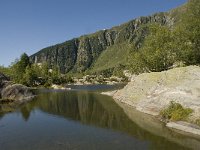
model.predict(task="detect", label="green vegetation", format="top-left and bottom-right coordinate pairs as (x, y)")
top-left (160, 101), bottom-right (193, 121)
top-left (0, 53), bottom-right (74, 87)
top-left (91, 42), bottom-right (131, 71)
top-left (11, 53), bottom-right (31, 84)
top-left (0, 66), bottom-right (12, 78)
top-left (88, 42), bottom-right (133, 76)
top-left (129, 24), bottom-right (176, 73)
top-left (129, 0), bottom-right (200, 74)
top-left (177, 0), bottom-right (200, 65)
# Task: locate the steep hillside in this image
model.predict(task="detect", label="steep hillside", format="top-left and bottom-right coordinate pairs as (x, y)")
top-left (30, 3), bottom-right (186, 74)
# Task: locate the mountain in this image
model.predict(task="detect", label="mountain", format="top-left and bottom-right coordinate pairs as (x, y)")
top-left (30, 2), bottom-right (186, 74)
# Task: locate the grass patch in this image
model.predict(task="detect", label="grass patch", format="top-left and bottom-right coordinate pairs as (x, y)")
top-left (160, 101), bottom-right (193, 121)
top-left (89, 42), bottom-right (132, 73)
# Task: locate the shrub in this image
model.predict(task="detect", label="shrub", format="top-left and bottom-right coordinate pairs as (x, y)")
top-left (160, 101), bottom-right (193, 121)
top-left (64, 75), bottom-right (74, 83)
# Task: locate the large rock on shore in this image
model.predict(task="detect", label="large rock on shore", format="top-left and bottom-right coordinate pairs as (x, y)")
top-left (1, 84), bottom-right (34, 102)
top-left (0, 73), bottom-right (34, 102)
top-left (112, 66), bottom-right (200, 121)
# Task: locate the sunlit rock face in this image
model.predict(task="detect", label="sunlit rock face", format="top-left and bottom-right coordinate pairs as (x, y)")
top-left (113, 66), bottom-right (200, 121)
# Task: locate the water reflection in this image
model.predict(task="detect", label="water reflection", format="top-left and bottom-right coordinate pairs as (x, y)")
top-left (14, 90), bottom-right (199, 150)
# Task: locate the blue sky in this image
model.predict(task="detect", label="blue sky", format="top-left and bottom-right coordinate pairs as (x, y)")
top-left (0, 0), bottom-right (187, 66)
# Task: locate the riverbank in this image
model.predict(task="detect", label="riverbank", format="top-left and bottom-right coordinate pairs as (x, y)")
top-left (102, 66), bottom-right (200, 136)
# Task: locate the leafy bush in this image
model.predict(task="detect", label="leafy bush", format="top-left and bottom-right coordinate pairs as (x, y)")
top-left (64, 75), bottom-right (74, 83)
top-left (160, 101), bottom-right (193, 121)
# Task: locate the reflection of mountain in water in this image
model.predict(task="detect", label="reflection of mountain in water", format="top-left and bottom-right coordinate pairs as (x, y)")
top-left (19, 90), bottom-right (194, 150)
top-left (23, 91), bottom-right (140, 130)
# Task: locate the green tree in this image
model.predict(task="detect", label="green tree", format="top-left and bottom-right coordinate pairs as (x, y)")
top-left (143, 24), bottom-right (176, 72)
top-left (129, 50), bottom-right (148, 74)
top-left (130, 24), bottom-right (176, 73)
top-left (23, 65), bottom-right (38, 86)
top-left (51, 65), bottom-right (61, 84)
top-left (12, 53), bottom-right (30, 83)
top-left (41, 62), bottom-right (49, 80)
top-left (174, 0), bottom-right (200, 64)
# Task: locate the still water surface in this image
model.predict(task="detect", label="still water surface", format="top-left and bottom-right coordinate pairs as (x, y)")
top-left (0, 85), bottom-right (200, 150)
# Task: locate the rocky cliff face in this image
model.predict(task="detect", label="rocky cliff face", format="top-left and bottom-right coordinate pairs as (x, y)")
top-left (30, 10), bottom-right (178, 73)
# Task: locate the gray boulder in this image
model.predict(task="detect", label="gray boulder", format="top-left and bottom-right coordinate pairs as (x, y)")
top-left (0, 73), bottom-right (34, 102)
top-left (1, 84), bottom-right (34, 102)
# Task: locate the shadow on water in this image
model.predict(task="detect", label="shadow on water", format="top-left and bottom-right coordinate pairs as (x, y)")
top-left (14, 90), bottom-right (200, 150)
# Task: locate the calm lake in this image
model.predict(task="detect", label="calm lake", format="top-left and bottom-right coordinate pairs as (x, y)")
top-left (0, 85), bottom-right (200, 150)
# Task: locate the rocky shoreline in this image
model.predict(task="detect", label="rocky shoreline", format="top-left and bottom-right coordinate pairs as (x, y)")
top-left (102, 66), bottom-right (200, 136)
top-left (70, 75), bottom-right (128, 85)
